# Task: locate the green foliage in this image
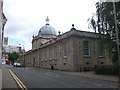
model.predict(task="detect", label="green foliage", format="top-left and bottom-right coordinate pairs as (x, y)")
top-left (88, 1), bottom-right (120, 75)
top-left (88, 1), bottom-right (120, 64)
top-left (8, 52), bottom-right (20, 64)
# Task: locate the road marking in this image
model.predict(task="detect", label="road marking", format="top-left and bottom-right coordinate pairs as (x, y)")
top-left (8, 69), bottom-right (24, 90)
top-left (45, 72), bottom-right (60, 78)
top-left (95, 84), bottom-right (102, 87)
top-left (8, 69), bottom-right (28, 90)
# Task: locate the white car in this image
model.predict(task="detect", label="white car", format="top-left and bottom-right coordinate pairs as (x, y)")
top-left (14, 62), bottom-right (21, 67)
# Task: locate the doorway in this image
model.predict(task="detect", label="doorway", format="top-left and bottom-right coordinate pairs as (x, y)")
top-left (51, 65), bottom-right (54, 70)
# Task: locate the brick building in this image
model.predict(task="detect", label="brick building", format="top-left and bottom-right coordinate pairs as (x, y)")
top-left (19, 17), bottom-right (111, 71)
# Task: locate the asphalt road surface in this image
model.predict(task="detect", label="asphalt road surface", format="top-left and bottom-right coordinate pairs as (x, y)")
top-left (2, 65), bottom-right (117, 89)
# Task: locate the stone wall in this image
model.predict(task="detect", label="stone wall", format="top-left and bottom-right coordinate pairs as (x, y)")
top-left (19, 29), bottom-right (111, 71)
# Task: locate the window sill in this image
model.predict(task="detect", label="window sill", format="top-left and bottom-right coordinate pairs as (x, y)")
top-left (98, 56), bottom-right (104, 58)
top-left (63, 56), bottom-right (67, 59)
top-left (84, 55), bottom-right (91, 58)
top-left (55, 58), bottom-right (58, 60)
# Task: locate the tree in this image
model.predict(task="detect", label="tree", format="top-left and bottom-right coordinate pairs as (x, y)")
top-left (8, 52), bottom-right (20, 65)
top-left (88, 1), bottom-right (120, 64)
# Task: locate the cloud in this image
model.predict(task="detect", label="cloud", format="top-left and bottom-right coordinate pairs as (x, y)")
top-left (3, 0), bottom-right (97, 51)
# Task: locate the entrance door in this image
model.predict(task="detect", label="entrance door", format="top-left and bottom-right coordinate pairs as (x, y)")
top-left (51, 65), bottom-right (54, 70)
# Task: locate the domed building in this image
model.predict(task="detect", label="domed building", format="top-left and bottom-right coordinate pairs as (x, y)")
top-left (32, 17), bottom-right (57, 50)
top-left (20, 18), bottom-right (110, 72)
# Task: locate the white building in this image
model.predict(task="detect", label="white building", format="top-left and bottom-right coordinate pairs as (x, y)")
top-left (3, 45), bottom-right (21, 53)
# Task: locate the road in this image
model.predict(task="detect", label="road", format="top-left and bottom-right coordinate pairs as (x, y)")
top-left (3, 66), bottom-right (118, 88)
top-left (2, 64), bottom-right (118, 89)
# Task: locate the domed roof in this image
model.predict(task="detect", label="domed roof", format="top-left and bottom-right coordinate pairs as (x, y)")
top-left (38, 17), bottom-right (57, 35)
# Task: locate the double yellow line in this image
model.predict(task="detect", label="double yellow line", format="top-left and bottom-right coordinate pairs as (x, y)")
top-left (8, 69), bottom-right (28, 90)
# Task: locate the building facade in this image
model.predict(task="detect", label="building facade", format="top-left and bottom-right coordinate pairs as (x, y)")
top-left (2, 44), bottom-right (25, 64)
top-left (19, 17), bottom-right (111, 71)
top-left (3, 45), bottom-right (22, 53)
top-left (0, 0), bottom-right (7, 66)
top-left (2, 37), bottom-right (23, 64)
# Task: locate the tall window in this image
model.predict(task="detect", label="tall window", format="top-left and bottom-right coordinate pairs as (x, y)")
top-left (49, 48), bottom-right (52, 60)
top-left (83, 41), bottom-right (90, 56)
top-left (64, 46), bottom-right (67, 56)
top-left (63, 44), bottom-right (67, 57)
top-left (98, 46), bottom-right (104, 57)
top-left (54, 46), bottom-right (57, 59)
top-left (55, 52), bottom-right (57, 59)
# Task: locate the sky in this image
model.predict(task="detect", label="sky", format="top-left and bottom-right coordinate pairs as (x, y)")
top-left (3, 0), bottom-right (98, 51)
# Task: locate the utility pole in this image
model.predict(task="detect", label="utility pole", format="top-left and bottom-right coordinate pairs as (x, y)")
top-left (112, 0), bottom-right (120, 89)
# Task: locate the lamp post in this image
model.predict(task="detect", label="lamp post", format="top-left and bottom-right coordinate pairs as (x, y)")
top-left (112, 0), bottom-right (120, 88)
top-left (19, 44), bottom-right (25, 67)
top-left (22, 45), bottom-right (26, 68)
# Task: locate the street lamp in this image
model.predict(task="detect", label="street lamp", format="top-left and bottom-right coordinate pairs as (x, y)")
top-left (19, 44), bottom-right (25, 67)
top-left (112, 0), bottom-right (120, 88)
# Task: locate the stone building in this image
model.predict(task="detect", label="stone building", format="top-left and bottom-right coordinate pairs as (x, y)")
top-left (19, 17), bottom-right (111, 71)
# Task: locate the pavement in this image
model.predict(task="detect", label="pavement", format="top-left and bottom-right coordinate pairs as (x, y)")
top-left (0, 69), bottom-right (2, 90)
top-left (2, 65), bottom-right (19, 88)
top-left (58, 70), bottom-right (119, 83)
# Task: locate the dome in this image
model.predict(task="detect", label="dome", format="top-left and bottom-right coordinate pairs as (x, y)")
top-left (38, 17), bottom-right (57, 36)
top-left (38, 24), bottom-right (57, 35)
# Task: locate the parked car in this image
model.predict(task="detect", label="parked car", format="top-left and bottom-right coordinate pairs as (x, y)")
top-left (13, 62), bottom-right (21, 67)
